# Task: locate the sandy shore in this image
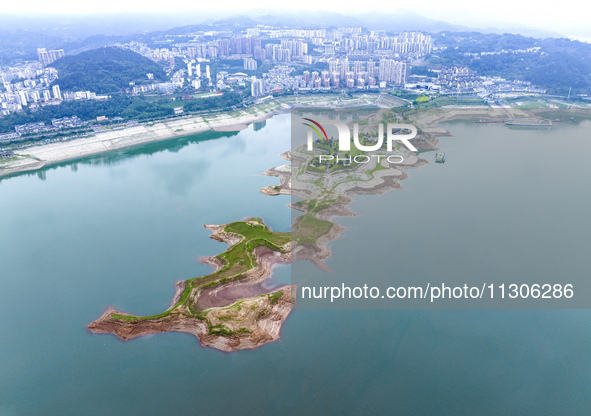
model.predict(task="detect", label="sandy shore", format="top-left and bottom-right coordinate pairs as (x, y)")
top-left (0, 102), bottom-right (287, 178)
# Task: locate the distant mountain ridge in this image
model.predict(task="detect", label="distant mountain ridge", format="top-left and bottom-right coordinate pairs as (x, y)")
top-left (209, 10), bottom-right (563, 38)
top-left (0, 10), bottom-right (569, 64)
top-left (94, 10), bottom-right (563, 39)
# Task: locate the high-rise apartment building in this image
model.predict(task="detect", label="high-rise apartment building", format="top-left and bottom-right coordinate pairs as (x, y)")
top-left (378, 59), bottom-right (407, 85)
top-left (37, 48), bottom-right (65, 67)
top-left (251, 79), bottom-right (264, 97)
top-left (244, 58), bottom-right (258, 71)
top-left (52, 85), bottom-right (62, 100)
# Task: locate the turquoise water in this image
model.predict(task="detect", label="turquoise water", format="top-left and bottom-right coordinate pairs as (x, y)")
top-left (1, 115), bottom-right (591, 415)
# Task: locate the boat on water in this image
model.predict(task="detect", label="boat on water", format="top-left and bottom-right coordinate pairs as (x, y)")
top-left (435, 152), bottom-right (445, 163)
top-left (505, 118), bottom-right (552, 127)
top-left (475, 120), bottom-right (505, 123)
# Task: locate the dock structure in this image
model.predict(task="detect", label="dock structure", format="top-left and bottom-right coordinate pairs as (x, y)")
top-left (504, 118), bottom-right (552, 127)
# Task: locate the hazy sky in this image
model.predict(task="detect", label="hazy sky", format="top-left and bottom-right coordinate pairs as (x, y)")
top-left (3, 0), bottom-right (589, 40)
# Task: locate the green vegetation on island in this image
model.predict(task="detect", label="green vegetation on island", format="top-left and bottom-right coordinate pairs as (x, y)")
top-left (292, 199), bottom-right (337, 245)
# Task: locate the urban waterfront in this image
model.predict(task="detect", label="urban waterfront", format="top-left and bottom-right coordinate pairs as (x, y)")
top-left (1, 114), bottom-right (591, 415)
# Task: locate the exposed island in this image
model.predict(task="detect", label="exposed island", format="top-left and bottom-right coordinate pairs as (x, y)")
top-left (88, 218), bottom-right (293, 352)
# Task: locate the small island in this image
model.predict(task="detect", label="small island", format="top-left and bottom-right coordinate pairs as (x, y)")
top-left (88, 218), bottom-right (293, 352)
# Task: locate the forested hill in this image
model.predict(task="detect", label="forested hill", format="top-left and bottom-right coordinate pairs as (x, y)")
top-left (430, 33), bottom-right (591, 94)
top-left (49, 47), bottom-right (167, 94)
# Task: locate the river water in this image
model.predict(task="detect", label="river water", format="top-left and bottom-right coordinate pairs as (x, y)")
top-left (1, 114), bottom-right (590, 415)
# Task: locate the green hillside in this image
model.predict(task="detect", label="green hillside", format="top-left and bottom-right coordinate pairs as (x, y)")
top-left (50, 47), bottom-right (167, 94)
top-left (430, 33), bottom-right (591, 94)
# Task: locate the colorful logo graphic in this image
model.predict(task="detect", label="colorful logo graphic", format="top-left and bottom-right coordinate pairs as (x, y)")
top-left (303, 118), bottom-right (329, 142)
top-left (304, 118), bottom-right (418, 153)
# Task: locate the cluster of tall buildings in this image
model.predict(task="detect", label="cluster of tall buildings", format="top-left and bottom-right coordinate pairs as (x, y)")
top-left (246, 28), bottom-right (260, 37)
top-left (117, 29), bottom-right (426, 94)
top-left (337, 32), bottom-right (432, 55)
top-left (177, 36), bottom-right (267, 60)
top-left (280, 40), bottom-right (308, 57)
top-left (257, 40), bottom-right (308, 63)
top-left (5, 84), bottom-right (60, 107)
top-left (389, 32), bottom-right (432, 55)
top-left (265, 44), bottom-right (291, 62)
top-left (3, 28), bottom-right (427, 118)
top-left (302, 71), bottom-right (334, 88)
top-left (251, 55), bottom-right (407, 96)
top-left (0, 63), bottom-right (62, 116)
top-left (183, 60), bottom-right (212, 90)
top-left (318, 31), bottom-right (432, 58)
top-left (186, 44), bottom-right (217, 60)
top-left (123, 35), bottom-right (310, 65)
top-left (312, 57), bottom-right (406, 88)
top-left (230, 36), bottom-right (262, 55)
top-left (268, 29), bottom-right (327, 39)
top-left (37, 48), bottom-right (65, 67)
top-left (215, 36), bottom-right (262, 57)
top-left (0, 78), bottom-right (108, 116)
top-left (378, 59), bottom-right (407, 85)
top-left (186, 61), bottom-right (212, 79)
